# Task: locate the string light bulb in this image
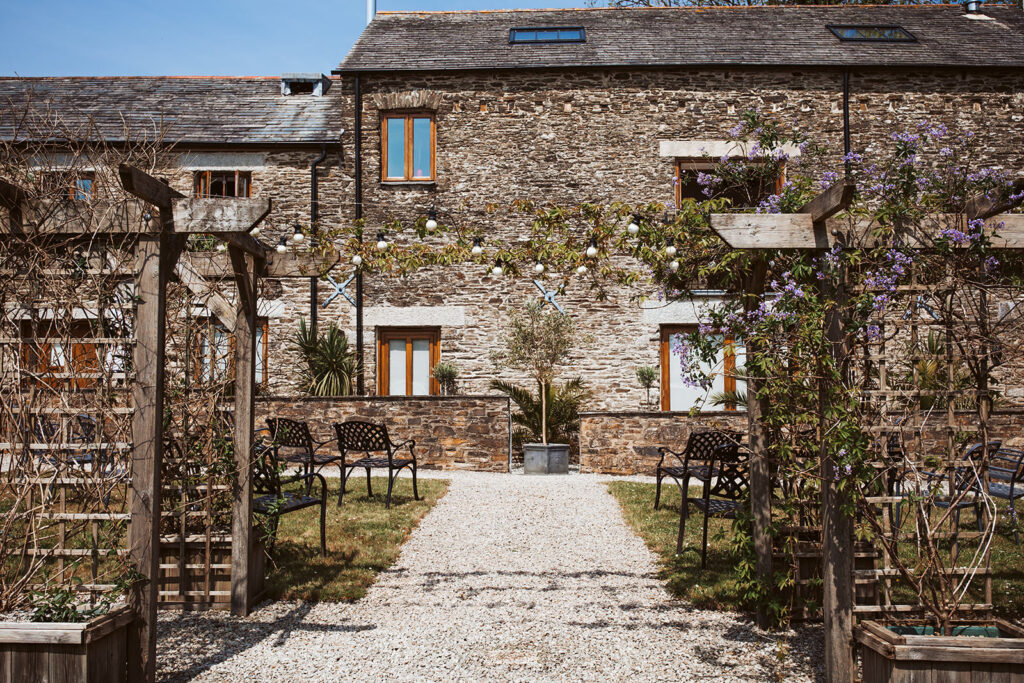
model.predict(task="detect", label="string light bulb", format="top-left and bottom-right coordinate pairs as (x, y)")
top-left (291, 224), bottom-right (304, 244)
top-left (665, 237), bottom-right (677, 258)
top-left (534, 261), bottom-right (545, 274)
top-left (586, 237), bottom-right (598, 259)
top-left (471, 237), bottom-right (483, 255)
top-left (670, 260), bottom-right (680, 272)
top-left (627, 215), bottom-right (640, 235)
top-left (376, 231), bottom-right (388, 251)
top-left (351, 254), bottom-right (363, 266)
top-left (576, 264), bottom-right (588, 275)
top-left (492, 263), bottom-right (503, 276)
top-left (425, 208), bottom-right (438, 232)
top-left (276, 237), bottom-right (288, 254)
top-left (250, 225), bottom-right (261, 238)
top-left (216, 242), bottom-right (227, 253)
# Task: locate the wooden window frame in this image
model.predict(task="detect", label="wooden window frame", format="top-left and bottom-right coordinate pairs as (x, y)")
top-left (193, 170), bottom-right (253, 198)
top-left (377, 327), bottom-right (440, 396)
top-left (675, 158), bottom-right (785, 208)
top-left (20, 319), bottom-right (101, 389)
top-left (191, 318), bottom-right (268, 389)
top-left (659, 325), bottom-right (739, 412)
top-left (40, 171), bottom-right (96, 201)
top-left (380, 113), bottom-right (436, 182)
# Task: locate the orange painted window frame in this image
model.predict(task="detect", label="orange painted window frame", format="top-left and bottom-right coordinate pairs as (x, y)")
top-left (659, 325), bottom-right (739, 412)
top-left (380, 113), bottom-right (436, 182)
top-left (377, 327), bottom-right (440, 396)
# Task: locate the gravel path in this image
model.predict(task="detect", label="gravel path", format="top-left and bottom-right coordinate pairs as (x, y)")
top-left (158, 471), bottom-right (822, 682)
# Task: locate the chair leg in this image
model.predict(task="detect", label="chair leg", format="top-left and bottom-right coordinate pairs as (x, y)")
top-left (336, 464), bottom-right (345, 507)
top-left (701, 509), bottom-right (711, 569)
top-left (975, 503), bottom-right (983, 534)
top-left (412, 464), bottom-right (419, 501)
top-left (1010, 502), bottom-right (1020, 546)
top-left (366, 468), bottom-right (373, 497)
top-left (385, 470), bottom-right (396, 510)
top-left (654, 471), bottom-right (663, 510)
top-left (319, 499), bottom-right (327, 556)
top-left (676, 498), bottom-right (688, 554)
top-left (339, 466), bottom-right (354, 507)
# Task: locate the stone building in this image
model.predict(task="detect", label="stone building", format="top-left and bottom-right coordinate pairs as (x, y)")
top-left (2, 4), bottom-right (1024, 472)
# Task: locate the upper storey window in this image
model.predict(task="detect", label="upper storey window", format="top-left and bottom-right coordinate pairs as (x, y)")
top-left (40, 171), bottom-right (94, 201)
top-left (194, 171), bottom-right (251, 198)
top-left (382, 114), bottom-right (435, 182)
top-left (827, 25), bottom-right (915, 43)
top-left (509, 27), bottom-right (586, 44)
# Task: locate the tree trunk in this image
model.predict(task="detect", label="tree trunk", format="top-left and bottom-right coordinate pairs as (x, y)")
top-left (541, 382), bottom-right (548, 445)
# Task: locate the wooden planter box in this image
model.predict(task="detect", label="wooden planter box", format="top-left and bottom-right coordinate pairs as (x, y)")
top-left (0, 605), bottom-right (134, 683)
top-left (856, 618), bottom-right (1024, 682)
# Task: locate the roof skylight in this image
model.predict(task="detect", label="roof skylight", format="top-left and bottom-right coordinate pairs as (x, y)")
top-left (827, 25), bottom-right (916, 43)
top-left (509, 27), bottom-right (586, 44)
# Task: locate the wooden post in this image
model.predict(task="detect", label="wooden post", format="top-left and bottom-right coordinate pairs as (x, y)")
top-left (743, 257), bottom-right (774, 629)
top-left (229, 247), bottom-right (258, 616)
top-left (820, 252), bottom-right (855, 683)
top-left (127, 232), bottom-right (174, 683)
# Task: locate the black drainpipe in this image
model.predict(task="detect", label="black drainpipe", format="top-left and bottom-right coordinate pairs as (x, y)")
top-left (843, 70), bottom-right (852, 174)
top-left (310, 143), bottom-right (327, 332)
top-left (354, 74), bottom-right (365, 395)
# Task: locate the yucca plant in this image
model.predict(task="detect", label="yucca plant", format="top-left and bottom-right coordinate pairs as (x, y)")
top-left (294, 318), bottom-right (359, 397)
top-left (490, 377), bottom-right (591, 449)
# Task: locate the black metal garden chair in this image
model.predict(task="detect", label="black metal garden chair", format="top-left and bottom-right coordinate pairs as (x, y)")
top-left (985, 446), bottom-right (1024, 546)
top-left (333, 421), bottom-right (418, 509)
top-left (677, 442), bottom-right (749, 565)
top-left (265, 417), bottom-right (342, 485)
top-left (253, 442), bottom-right (327, 556)
top-left (654, 429), bottom-right (743, 511)
top-left (919, 441), bottom-right (1002, 535)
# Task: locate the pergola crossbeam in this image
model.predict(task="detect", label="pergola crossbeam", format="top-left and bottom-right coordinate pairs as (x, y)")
top-left (170, 197), bottom-right (272, 235)
top-left (967, 178), bottom-right (1024, 220)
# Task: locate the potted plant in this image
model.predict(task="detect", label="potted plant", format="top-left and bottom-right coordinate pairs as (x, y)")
top-left (432, 361), bottom-right (459, 396)
top-left (294, 318), bottom-right (359, 396)
top-left (490, 377), bottom-right (591, 471)
top-left (635, 365), bottom-right (658, 409)
top-left (491, 302), bottom-right (581, 474)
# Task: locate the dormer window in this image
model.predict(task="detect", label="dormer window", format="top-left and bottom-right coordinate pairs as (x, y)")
top-left (280, 73), bottom-right (330, 96)
top-left (509, 27), bottom-right (586, 44)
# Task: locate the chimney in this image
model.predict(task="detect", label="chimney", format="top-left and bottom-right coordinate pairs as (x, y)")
top-left (963, 0), bottom-right (982, 13)
top-left (367, 0), bottom-right (376, 26)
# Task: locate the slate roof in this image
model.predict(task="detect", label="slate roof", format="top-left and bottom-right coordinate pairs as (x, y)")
top-left (0, 77), bottom-right (345, 145)
top-left (337, 4), bottom-right (1024, 72)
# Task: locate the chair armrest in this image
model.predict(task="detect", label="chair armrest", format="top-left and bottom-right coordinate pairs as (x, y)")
top-left (392, 439), bottom-right (416, 462)
top-left (312, 437), bottom-right (336, 454)
top-left (282, 471), bottom-right (328, 495)
top-left (656, 447), bottom-right (682, 469)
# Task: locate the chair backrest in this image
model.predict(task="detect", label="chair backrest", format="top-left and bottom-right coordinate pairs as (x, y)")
top-left (708, 444), bottom-right (749, 501)
top-left (266, 418), bottom-right (314, 453)
top-left (334, 420), bottom-right (392, 457)
top-left (992, 447), bottom-right (1024, 484)
top-left (252, 444), bottom-right (282, 498)
top-left (683, 429), bottom-right (742, 467)
top-left (963, 440), bottom-right (1002, 462)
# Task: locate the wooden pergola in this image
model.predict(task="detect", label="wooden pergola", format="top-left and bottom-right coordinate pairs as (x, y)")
top-left (708, 178), bottom-right (1024, 683)
top-left (1, 164), bottom-right (337, 683)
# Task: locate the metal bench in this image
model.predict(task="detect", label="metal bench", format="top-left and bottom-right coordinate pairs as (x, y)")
top-left (333, 421), bottom-right (419, 509)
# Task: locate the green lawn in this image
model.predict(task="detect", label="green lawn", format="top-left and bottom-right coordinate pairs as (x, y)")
top-left (264, 475), bottom-right (448, 602)
top-left (609, 480), bottom-right (1024, 622)
top-left (608, 480), bottom-right (745, 611)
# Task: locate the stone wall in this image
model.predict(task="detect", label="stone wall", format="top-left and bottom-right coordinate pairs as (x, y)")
top-left (255, 395), bottom-right (510, 472)
top-left (578, 409), bottom-right (1024, 476)
top-left (344, 66), bottom-right (1024, 411)
top-left (579, 410), bottom-right (748, 475)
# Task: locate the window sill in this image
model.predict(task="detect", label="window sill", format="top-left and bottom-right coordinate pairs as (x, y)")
top-left (381, 180), bottom-right (437, 189)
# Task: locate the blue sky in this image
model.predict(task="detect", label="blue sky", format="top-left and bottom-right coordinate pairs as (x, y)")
top-left (1, 1), bottom-right (588, 77)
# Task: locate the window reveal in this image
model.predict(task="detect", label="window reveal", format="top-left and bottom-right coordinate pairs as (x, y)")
top-left (660, 325), bottom-right (745, 412)
top-left (381, 114), bottom-right (435, 182)
top-left (377, 328), bottom-right (440, 396)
